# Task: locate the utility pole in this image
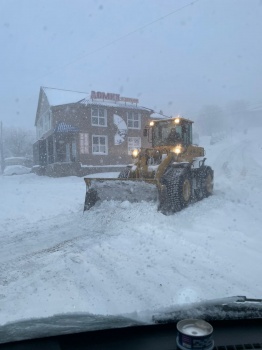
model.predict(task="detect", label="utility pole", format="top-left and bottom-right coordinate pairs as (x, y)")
top-left (0, 121), bottom-right (5, 173)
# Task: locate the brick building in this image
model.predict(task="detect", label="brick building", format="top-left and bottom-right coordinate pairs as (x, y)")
top-left (33, 87), bottom-right (155, 176)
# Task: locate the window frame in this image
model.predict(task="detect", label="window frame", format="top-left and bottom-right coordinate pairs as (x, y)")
top-left (128, 136), bottom-right (141, 155)
top-left (79, 133), bottom-right (89, 154)
top-left (92, 135), bottom-right (108, 155)
top-left (91, 108), bottom-right (107, 127)
top-left (127, 111), bottom-right (141, 129)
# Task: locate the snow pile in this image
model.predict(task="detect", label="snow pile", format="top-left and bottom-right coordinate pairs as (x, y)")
top-left (3, 165), bottom-right (31, 176)
top-left (0, 128), bottom-right (262, 328)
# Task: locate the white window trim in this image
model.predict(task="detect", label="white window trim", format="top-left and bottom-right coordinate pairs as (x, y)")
top-left (91, 108), bottom-right (107, 127)
top-left (92, 135), bottom-right (108, 155)
top-left (79, 133), bottom-right (89, 154)
top-left (127, 111), bottom-right (141, 129)
top-left (128, 137), bottom-right (141, 155)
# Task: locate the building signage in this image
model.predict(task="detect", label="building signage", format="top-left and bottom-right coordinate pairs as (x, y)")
top-left (91, 91), bottom-right (139, 104)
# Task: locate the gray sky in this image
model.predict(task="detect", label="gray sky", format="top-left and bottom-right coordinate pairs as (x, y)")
top-left (1, 0), bottom-right (262, 129)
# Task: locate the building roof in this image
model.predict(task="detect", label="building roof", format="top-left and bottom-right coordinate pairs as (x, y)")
top-left (36, 87), bottom-right (168, 128)
top-left (80, 97), bottom-right (152, 112)
top-left (150, 112), bottom-right (170, 119)
top-left (42, 87), bottom-right (88, 106)
top-left (41, 87), bottom-right (153, 112)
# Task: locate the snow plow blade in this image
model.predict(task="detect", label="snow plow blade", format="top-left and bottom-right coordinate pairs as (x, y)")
top-left (83, 178), bottom-right (159, 211)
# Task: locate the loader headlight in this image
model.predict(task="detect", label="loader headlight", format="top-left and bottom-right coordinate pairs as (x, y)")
top-left (172, 145), bottom-right (182, 155)
top-left (149, 121), bottom-right (154, 126)
top-left (132, 149), bottom-right (139, 158)
top-left (174, 118), bottom-right (180, 124)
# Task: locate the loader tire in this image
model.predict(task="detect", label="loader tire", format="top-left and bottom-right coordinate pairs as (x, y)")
top-left (195, 166), bottom-right (214, 200)
top-left (160, 168), bottom-right (192, 213)
top-left (202, 166), bottom-right (214, 197)
top-left (118, 167), bottom-right (131, 179)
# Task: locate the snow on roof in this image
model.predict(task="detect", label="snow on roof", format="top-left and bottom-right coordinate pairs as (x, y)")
top-left (5, 157), bottom-right (29, 160)
top-left (54, 122), bottom-right (80, 133)
top-left (81, 97), bottom-right (152, 112)
top-left (42, 87), bottom-right (88, 106)
top-left (41, 87), bottom-right (153, 112)
top-left (150, 112), bottom-right (171, 119)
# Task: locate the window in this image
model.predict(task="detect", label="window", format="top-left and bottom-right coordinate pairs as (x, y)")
top-left (127, 111), bottom-right (141, 129)
top-left (92, 108), bottom-right (107, 126)
top-left (79, 133), bottom-right (89, 154)
top-left (36, 110), bottom-right (51, 139)
top-left (36, 124), bottom-right (42, 140)
top-left (65, 143), bottom-right (70, 162)
top-left (72, 141), bottom-right (76, 160)
top-left (92, 135), bottom-right (108, 154)
top-left (42, 110), bottom-right (51, 132)
top-left (128, 137), bottom-right (141, 155)
top-left (36, 117), bottom-right (43, 139)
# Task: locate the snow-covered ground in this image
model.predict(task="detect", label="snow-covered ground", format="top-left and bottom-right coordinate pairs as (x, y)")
top-left (0, 128), bottom-right (262, 327)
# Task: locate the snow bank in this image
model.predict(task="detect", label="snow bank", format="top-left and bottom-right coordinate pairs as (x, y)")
top-left (3, 165), bottom-right (31, 176)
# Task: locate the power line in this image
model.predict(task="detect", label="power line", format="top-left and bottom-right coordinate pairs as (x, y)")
top-left (75, 0), bottom-right (201, 58)
top-left (32, 0), bottom-right (200, 82)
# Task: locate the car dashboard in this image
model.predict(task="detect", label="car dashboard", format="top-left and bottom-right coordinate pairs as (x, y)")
top-left (0, 318), bottom-right (261, 350)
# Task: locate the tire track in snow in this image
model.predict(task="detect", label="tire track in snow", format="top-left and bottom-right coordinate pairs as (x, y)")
top-left (0, 199), bottom-right (147, 288)
top-left (0, 179), bottom-right (237, 290)
top-left (0, 211), bottom-right (118, 287)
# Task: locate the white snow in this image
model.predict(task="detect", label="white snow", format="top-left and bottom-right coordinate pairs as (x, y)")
top-left (81, 98), bottom-right (150, 111)
top-left (80, 164), bottom-right (127, 168)
top-left (3, 165), bottom-right (32, 176)
top-left (0, 128), bottom-right (262, 328)
top-left (41, 87), bottom-right (159, 114)
top-left (43, 87), bottom-right (88, 106)
top-left (150, 112), bottom-right (170, 119)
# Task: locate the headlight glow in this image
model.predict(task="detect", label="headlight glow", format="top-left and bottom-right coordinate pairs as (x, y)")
top-left (149, 121), bottom-right (154, 126)
top-left (172, 145), bottom-right (182, 155)
top-left (132, 149), bottom-right (139, 158)
top-left (174, 118), bottom-right (180, 124)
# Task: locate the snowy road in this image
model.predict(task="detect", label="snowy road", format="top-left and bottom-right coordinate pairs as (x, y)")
top-left (0, 129), bottom-right (262, 325)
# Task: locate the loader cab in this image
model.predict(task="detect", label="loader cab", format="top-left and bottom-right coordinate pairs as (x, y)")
top-left (151, 118), bottom-right (193, 147)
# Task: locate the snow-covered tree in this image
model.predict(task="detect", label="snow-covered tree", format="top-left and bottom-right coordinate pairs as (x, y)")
top-left (3, 127), bottom-right (35, 158)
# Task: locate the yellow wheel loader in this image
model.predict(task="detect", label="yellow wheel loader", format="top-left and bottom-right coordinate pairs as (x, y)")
top-left (84, 117), bottom-right (214, 214)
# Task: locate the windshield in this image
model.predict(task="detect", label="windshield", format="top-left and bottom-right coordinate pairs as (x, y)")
top-left (0, 0), bottom-right (262, 343)
top-left (152, 121), bottom-right (192, 146)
